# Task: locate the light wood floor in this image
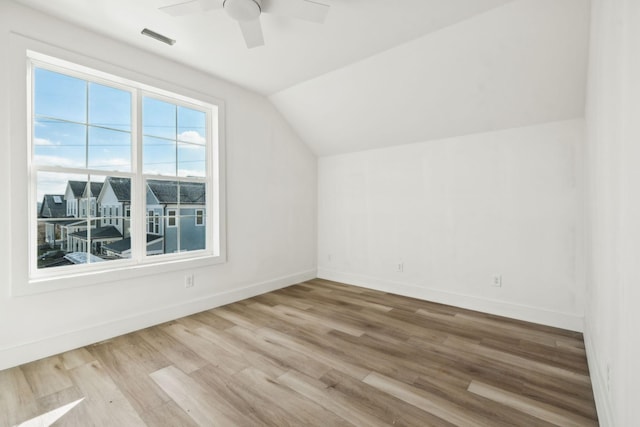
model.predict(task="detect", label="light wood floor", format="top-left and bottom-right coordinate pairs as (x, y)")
top-left (1, 279), bottom-right (598, 426)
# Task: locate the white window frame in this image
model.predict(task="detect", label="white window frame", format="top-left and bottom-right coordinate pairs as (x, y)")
top-left (16, 48), bottom-right (226, 296)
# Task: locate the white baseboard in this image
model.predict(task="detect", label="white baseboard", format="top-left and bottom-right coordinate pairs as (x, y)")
top-left (318, 268), bottom-right (584, 332)
top-left (583, 324), bottom-right (614, 427)
top-left (0, 269), bottom-right (316, 371)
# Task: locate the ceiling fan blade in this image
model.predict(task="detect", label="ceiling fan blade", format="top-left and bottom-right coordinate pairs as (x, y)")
top-left (200, 0), bottom-right (225, 12)
top-left (262, 0), bottom-right (329, 24)
top-left (160, 0), bottom-right (222, 16)
top-left (238, 19), bottom-right (265, 48)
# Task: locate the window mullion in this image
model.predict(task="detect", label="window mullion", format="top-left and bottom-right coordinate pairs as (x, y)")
top-left (175, 105), bottom-right (179, 178)
top-left (132, 89), bottom-right (145, 263)
top-left (85, 80), bottom-right (89, 170)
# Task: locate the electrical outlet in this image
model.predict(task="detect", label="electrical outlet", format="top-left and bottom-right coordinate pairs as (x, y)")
top-left (606, 364), bottom-right (611, 392)
top-left (492, 275), bottom-right (502, 287)
top-left (327, 254), bottom-right (332, 262)
top-left (184, 274), bottom-right (195, 288)
top-left (397, 262), bottom-right (404, 273)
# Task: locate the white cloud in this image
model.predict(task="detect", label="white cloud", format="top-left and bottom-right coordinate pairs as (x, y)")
top-left (36, 172), bottom-right (106, 202)
top-left (178, 168), bottom-right (206, 178)
top-left (178, 131), bottom-right (205, 145)
top-left (34, 155), bottom-right (79, 168)
top-left (36, 173), bottom-right (73, 201)
top-left (34, 137), bottom-right (59, 146)
top-left (91, 157), bottom-right (130, 170)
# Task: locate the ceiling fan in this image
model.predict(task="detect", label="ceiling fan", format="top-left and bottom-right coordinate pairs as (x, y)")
top-left (160, 0), bottom-right (330, 49)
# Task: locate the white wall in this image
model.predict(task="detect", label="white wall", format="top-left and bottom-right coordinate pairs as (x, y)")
top-left (318, 119), bottom-right (584, 331)
top-left (0, 2), bottom-right (317, 370)
top-left (584, 0), bottom-right (640, 425)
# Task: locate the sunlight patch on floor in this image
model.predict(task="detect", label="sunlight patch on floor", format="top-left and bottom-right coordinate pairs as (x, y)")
top-left (16, 397), bottom-right (84, 427)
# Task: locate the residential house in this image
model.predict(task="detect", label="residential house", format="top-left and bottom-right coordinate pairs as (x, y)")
top-left (67, 224), bottom-right (122, 256)
top-left (146, 180), bottom-right (206, 254)
top-left (97, 177), bottom-right (131, 237)
top-left (53, 177), bottom-right (203, 260)
top-left (61, 180), bottom-right (103, 253)
top-left (64, 180), bottom-right (101, 218)
top-left (99, 177), bottom-right (164, 258)
top-left (38, 194), bottom-right (66, 219)
top-left (37, 194), bottom-right (66, 248)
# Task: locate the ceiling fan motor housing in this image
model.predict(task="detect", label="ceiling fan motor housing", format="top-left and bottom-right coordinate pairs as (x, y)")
top-left (223, 0), bottom-right (262, 22)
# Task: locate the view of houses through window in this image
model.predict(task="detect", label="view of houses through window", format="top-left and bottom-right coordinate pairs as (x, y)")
top-left (37, 177), bottom-right (207, 268)
top-left (33, 60), bottom-right (213, 272)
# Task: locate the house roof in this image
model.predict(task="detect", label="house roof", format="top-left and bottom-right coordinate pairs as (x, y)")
top-left (42, 218), bottom-right (85, 227)
top-left (67, 181), bottom-right (86, 198)
top-left (106, 177), bottom-right (131, 202)
top-left (40, 257), bottom-right (74, 268)
top-left (68, 181), bottom-right (104, 198)
top-left (88, 182), bottom-right (104, 197)
top-left (102, 234), bottom-right (163, 254)
top-left (39, 194), bottom-right (66, 218)
top-left (64, 252), bottom-right (106, 264)
top-left (70, 226), bottom-right (122, 240)
top-left (147, 181), bottom-right (206, 205)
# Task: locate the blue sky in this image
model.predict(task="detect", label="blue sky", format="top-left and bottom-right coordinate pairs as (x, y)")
top-left (34, 68), bottom-right (207, 200)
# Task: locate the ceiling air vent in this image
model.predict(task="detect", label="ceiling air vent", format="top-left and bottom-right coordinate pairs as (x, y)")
top-left (141, 28), bottom-right (176, 46)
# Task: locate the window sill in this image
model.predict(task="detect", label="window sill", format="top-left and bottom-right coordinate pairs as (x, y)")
top-left (14, 253), bottom-right (226, 297)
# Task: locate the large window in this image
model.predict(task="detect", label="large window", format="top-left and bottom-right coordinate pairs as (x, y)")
top-left (30, 53), bottom-right (222, 281)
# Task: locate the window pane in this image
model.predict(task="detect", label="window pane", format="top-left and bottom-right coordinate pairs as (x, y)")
top-left (162, 215), bottom-right (178, 254)
top-left (177, 106), bottom-right (206, 145)
top-left (36, 172), bottom-right (130, 268)
top-left (145, 180), bottom-right (206, 255)
top-left (146, 234), bottom-right (164, 256)
top-left (36, 171), bottom-right (87, 218)
top-left (145, 207), bottom-right (163, 256)
top-left (88, 127), bottom-right (131, 172)
top-left (143, 97), bottom-right (176, 139)
top-left (34, 68), bottom-right (86, 123)
top-left (100, 176), bottom-right (132, 259)
top-left (178, 142), bottom-right (206, 178)
top-left (179, 181), bottom-right (206, 204)
top-left (34, 119), bottom-right (86, 168)
top-left (158, 211), bottom-right (206, 254)
top-left (181, 209), bottom-right (206, 251)
top-left (37, 218), bottom-right (87, 269)
top-left (89, 82), bottom-right (131, 132)
top-left (143, 136), bottom-right (176, 176)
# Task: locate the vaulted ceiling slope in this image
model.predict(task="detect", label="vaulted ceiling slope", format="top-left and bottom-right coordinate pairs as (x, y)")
top-left (270, 0), bottom-right (590, 155)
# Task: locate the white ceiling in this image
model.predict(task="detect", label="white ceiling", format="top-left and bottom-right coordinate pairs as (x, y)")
top-left (14, 0), bottom-right (513, 95)
top-left (270, 0), bottom-right (591, 155)
top-left (14, 0), bottom-right (590, 156)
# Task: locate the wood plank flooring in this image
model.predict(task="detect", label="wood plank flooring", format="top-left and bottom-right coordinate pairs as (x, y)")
top-left (0, 279), bottom-right (598, 426)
